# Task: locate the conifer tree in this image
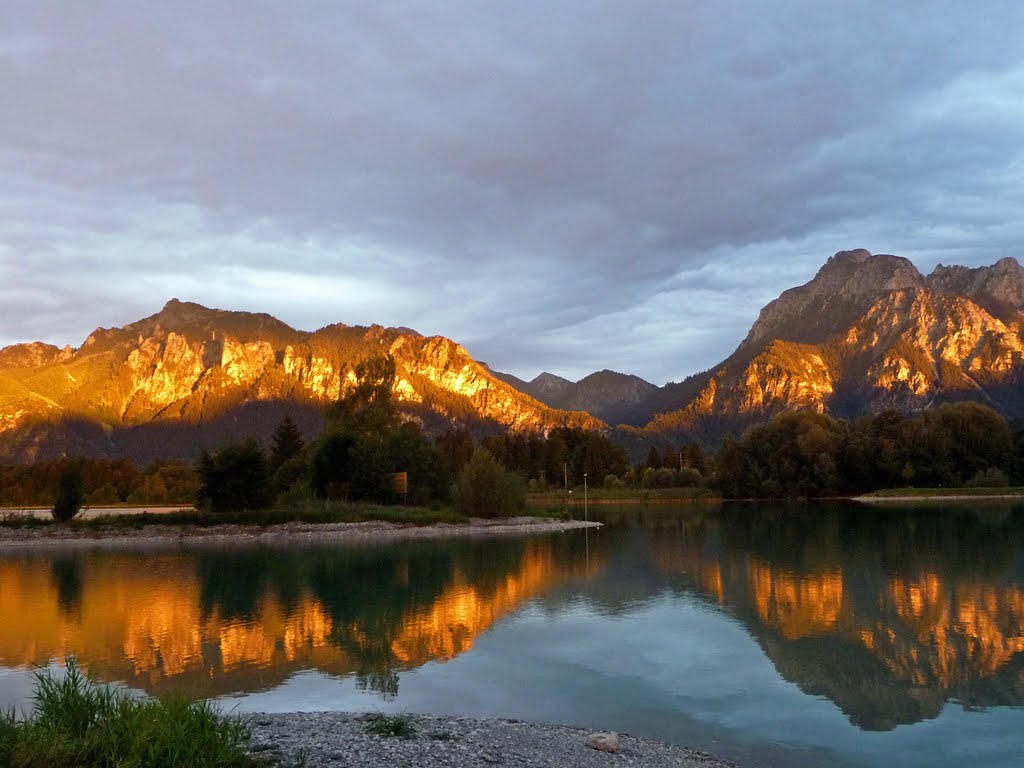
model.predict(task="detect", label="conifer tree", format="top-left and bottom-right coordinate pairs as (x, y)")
top-left (269, 414), bottom-right (305, 473)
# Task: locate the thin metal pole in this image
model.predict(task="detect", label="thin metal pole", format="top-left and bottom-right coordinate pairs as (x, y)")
top-left (584, 473), bottom-right (588, 523)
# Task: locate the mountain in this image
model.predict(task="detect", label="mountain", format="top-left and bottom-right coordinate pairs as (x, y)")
top-left (644, 249), bottom-right (1024, 441)
top-left (490, 368), bottom-right (662, 426)
top-left (0, 300), bottom-right (601, 463)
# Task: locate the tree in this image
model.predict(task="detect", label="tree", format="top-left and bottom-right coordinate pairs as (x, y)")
top-left (454, 448), bottom-right (526, 518)
top-left (436, 428), bottom-right (474, 475)
top-left (328, 354), bottom-right (400, 434)
top-left (196, 439), bottom-right (272, 513)
top-left (645, 446), bottom-right (662, 470)
top-left (270, 414), bottom-right (305, 474)
top-left (52, 463), bottom-right (84, 522)
top-left (309, 431), bottom-right (358, 500)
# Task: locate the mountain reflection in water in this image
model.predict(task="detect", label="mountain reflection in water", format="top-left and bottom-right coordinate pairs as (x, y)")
top-left (0, 536), bottom-right (596, 700)
top-left (0, 503), bottom-right (1022, 734)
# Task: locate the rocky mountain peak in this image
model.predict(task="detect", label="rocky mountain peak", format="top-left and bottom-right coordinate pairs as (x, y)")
top-left (739, 249), bottom-right (924, 353)
top-left (0, 341), bottom-right (65, 369)
top-left (812, 250), bottom-right (923, 296)
top-left (929, 256), bottom-right (1024, 310)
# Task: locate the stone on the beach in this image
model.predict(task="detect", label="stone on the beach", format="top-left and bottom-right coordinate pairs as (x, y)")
top-left (587, 731), bottom-right (620, 753)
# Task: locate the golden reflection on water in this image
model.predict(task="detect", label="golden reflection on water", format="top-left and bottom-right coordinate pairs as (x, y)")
top-left (0, 540), bottom-right (584, 699)
top-left (651, 520), bottom-right (1024, 728)
top-left (674, 552), bottom-right (1024, 684)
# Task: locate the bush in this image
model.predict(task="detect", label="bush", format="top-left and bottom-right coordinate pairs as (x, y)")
top-left (603, 474), bottom-right (623, 488)
top-left (52, 464), bottom-right (84, 522)
top-left (964, 467), bottom-right (1010, 488)
top-left (454, 448), bottom-right (526, 518)
top-left (272, 453), bottom-right (309, 498)
top-left (654, 468), bottom-right (675, 488)
top-left (677, 467), bottom-right (703, 487)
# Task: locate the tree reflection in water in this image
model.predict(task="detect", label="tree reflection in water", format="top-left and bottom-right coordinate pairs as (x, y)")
top-left (0, 502), bottom-right (1021, 730)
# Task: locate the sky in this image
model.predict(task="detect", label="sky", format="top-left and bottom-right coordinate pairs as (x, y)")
top-left (2, 2), bottom-right (1024, 385)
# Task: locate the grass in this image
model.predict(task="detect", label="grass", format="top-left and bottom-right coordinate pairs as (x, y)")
top-left (0, 660), bottom-right (263, 768)
top-left (363, 713), bottom-right (417, 739)
top-left (0, 513), bottom-right (48, 529)
top-left (859, 486), bottom-right (1024, 499)
top-left (0, 500), bottom-right (470, 531)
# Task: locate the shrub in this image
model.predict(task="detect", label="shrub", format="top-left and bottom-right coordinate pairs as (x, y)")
top-left (603, 474), bottom-right (623, 488)
top-left (964, 467), bottom-right (1010, 488)
top-left (52, 464), bottom-right (84, 522)
top-left (454, 448), bottom-right (526, 518)
top-left (677, 467), bottom-right (703, 487)
top-left (654, 468), bottom-right (675, 488)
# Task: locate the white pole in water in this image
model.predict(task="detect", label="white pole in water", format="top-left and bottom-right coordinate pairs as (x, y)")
top-left (583, 472), bottom-right (590, 569)
top-left (583, 473), bottom-right (588, 523)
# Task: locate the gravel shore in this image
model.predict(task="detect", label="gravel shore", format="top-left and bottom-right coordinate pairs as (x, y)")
top-left (0, 516), bottom-right (600, 550)
top-left (247, 712), bottom-right (736, 768)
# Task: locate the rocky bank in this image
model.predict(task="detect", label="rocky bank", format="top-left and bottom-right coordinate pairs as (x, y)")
top-left (247, 712), bottom-right (736, 768)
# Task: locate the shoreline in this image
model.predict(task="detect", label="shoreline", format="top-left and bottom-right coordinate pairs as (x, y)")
top-left (247, 712), bottom-right (737, 768)
top-left (0, 516), bottom-right (601, 550)
top-left (854, 493), bottom-right (1024, 503)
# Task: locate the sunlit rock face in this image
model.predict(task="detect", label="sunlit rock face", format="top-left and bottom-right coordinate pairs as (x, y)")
top-left (0, 300), bottom-right (601, 461)
top-left (647, 250), bottom-right (1024, 435)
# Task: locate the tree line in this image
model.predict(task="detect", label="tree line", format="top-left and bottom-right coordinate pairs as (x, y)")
top-left (0, 458), bottom-right (197, 507)
top-left (714, 402), bottom-right (1020, 498)
top-left (8, 361), bottom-right (1024, 515)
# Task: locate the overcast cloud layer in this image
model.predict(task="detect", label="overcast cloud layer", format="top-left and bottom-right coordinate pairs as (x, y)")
top-left (2, 1), bottom-right (1023, 384)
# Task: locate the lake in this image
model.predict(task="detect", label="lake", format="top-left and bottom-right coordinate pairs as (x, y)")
top-left (1, 502), bottom-right (1022, 767)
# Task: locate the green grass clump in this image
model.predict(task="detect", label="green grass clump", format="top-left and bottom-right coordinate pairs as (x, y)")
top-left (363, 713), bottom-right (417, 739)
top-left (0, 660), bottom-right (259, 768)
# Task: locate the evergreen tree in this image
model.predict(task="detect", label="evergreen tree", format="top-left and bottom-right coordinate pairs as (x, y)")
top-left (269, 414), bottom-right (305, 473)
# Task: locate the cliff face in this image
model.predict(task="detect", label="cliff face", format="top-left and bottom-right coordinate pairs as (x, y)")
top-left (0, 300), bottom-right (600, 462)
top-left (646, 250), bottom-right (1024, 438)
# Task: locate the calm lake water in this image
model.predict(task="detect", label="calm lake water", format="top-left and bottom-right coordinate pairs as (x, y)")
top-left (1, 503), bottom-right (1022, 767)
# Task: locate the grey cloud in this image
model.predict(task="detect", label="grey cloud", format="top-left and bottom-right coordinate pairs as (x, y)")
top-left (2, 1), bottom-right (1024, 383)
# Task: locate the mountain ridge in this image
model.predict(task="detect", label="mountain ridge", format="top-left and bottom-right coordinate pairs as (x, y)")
top-left (642, 249), bottom-right (1024, 443)
top-left (0, 303), bottom-right (601, 463)
top-left (5, 248), bottom-right (1024, 462)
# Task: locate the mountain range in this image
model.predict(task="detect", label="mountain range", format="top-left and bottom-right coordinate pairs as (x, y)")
top-left (0, 300), bottom-right (597, 463)
top-left (3, 248), bottom-right (1024, 462)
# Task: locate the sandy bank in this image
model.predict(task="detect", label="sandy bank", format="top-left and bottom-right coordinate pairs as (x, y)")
top-left (0, 516), bottom-right (600, 550)
top-left (247, 712), bottom-right (735, 768)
